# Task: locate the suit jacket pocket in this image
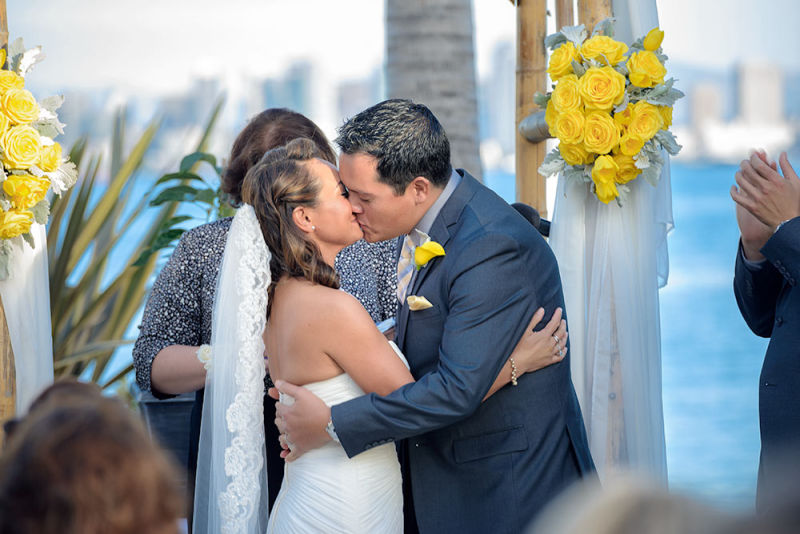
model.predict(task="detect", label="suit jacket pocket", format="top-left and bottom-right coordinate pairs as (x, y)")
top-left (453, 426), bottom-right (528, 464)
top-left (406, 304), bottom-right (441, 321)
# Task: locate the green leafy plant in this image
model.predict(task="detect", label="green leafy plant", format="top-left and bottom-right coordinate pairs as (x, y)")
top-left (48, 99), bottom-right (224, 388)
top-left (134, 149), bottom-right (235, 267)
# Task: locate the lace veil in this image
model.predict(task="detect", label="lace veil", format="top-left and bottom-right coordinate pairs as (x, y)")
top-left (193, 204), bottom-right (271, 533)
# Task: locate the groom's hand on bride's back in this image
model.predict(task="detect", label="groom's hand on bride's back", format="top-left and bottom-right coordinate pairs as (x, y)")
top-left (272, 380), bottom-right (332, 461)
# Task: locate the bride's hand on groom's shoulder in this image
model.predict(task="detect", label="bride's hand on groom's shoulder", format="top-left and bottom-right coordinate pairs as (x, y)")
top-left (273, 380), bottom-right (333, 462)
top-left (511, 307), bottom-right (568, 374)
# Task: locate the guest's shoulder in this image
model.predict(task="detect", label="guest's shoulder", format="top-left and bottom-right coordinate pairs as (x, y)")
top-left (178, 218), bottom-right (233, 248)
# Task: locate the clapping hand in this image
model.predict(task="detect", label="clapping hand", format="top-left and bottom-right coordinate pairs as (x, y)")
top-left (731, 151), bottom-right (800, 260)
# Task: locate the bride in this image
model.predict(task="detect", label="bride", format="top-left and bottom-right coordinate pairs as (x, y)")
top-left (193, 138), bottom-right (569, 533)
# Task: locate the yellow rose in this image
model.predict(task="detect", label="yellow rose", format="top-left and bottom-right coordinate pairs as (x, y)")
top-left (612, 154), bottom-right (642, 184)
top-left (643, 27), bottom-right (665, 51)
top-left (613, 104), bottom-right (634, 129)
top-left (39, 142), bottom-right (62, 172)
top-left (547, 41), bottom-right (579, 81)
top-left (591, 155), bottom-right (619, 204)
top-left (578, 66), bottom-right (626, 112)
top-left (555, 110), bottom-right (585, 145)
top-left (0, 70), bottom-right (24, 96)
top-left (659, 105), bottom-right (673, 128)
top-left (551, 74), bottom-right (582, 113)
top-left (618, 133), bottom-right (645, 156)
top-left (580, 35), bottom-right (628, 66)
top-left (559, 142), bottom-right (593, 166)
top-left (0, 50), bottom-right (6, 69)
top-left (1, 88), bottom-right (39, 125)
top-left (0, 209), bottom-right (34, 239)
top-left (583, 111), bottom-right (619, 155)
top-left (1, 125), bottom-right (42, 170)
top-left (2, 174), bottom-right (49, 210)
top-left (545, 98), bottom-right (559, 137)
top-left (626, 50), bottom-right (667, 88)
top-left (415, 240), bottom-right (445, 270)
top-left (628, 101), bottom-right (664, 142)
top-left (0, 112), bottom-right (9, 137)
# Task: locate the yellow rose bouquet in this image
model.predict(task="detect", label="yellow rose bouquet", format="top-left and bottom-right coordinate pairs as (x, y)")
top-left (537, 20), bottom-right (683, 205)
top-left (0, 39), bottom-right (77, 278)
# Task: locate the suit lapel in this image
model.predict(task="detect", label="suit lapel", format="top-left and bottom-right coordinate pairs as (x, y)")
top-left (396, 170), bottom-right (479, 351)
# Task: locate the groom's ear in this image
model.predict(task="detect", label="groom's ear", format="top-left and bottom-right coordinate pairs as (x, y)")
top-left (292, 206), bottom-right (314, 234)
top-left (409, 176), bottom-right (433, 205)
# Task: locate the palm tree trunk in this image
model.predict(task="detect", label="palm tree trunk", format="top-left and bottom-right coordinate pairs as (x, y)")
top-left (385, 0), bottom-right (483, 181)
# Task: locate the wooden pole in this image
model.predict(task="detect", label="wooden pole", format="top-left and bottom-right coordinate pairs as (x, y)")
top-left (578, 0), bottom-right (612, 32)
top-left (556, 0), bottom-right (575, 29)
top-left (0, 0), bottom-right (15, 449)
top-left (514, 0), bottom-right (548, 217)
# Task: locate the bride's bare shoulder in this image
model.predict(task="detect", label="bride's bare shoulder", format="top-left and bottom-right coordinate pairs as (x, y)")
top-left (284, 280), bottom-right (369, 322)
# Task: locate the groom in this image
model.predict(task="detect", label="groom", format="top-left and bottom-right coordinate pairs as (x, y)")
top-left (275, 99), bottom-right (595, 533)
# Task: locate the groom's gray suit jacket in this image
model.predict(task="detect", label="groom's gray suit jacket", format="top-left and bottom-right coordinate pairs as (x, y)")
top-left (332, 170), bottom-right (595, 533)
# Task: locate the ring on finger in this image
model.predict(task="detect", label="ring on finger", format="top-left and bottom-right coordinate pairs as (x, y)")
top-left (552, 334), bottom-right (560, 345)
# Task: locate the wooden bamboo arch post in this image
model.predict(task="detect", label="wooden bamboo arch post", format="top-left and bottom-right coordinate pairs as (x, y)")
top-left (578, 0), bottom-right (612, 33)
top-left (514, 0), bottom-right (548, 217)
top-left (0, 0), bottom-right (15, 449)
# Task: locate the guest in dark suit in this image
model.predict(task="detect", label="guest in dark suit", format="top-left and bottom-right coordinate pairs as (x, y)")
top-left (731, 150), bottom-right (800, 512)
top-left (275, 99), bottom-right (595, 533)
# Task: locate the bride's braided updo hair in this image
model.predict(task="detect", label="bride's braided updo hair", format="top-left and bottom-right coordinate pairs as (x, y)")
top-left (241, 138), bottom-right (340, 314)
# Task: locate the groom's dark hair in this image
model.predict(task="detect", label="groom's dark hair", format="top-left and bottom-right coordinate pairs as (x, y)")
top-left (335, 99), bottom-right (452, 194)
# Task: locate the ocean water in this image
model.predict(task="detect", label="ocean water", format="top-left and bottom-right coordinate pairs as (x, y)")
top-left (486, 162), bottom-right (766, 509)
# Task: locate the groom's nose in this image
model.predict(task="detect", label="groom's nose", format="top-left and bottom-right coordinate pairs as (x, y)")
top-left (350, 201), bottom-right (364, 214)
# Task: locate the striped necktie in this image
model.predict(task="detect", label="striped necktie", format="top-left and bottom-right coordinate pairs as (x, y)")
top-left (396, 235), bottom-right (416, 303)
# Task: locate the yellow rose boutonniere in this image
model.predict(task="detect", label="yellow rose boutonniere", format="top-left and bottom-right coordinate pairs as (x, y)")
top-left (415, 240), bottom-right (445, 270)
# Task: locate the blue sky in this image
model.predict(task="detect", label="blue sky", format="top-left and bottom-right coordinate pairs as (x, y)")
top-left (8, 0), bottom-right (800, 96)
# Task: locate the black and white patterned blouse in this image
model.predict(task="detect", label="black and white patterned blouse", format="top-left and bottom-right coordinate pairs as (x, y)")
top-left (132, 217), bottom-right (399, 396)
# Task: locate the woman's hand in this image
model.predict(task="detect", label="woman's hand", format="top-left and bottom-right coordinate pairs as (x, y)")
top-left (510, 307), bottom-right (568, 374)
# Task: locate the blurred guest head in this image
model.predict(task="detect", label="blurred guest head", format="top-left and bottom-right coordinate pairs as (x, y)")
top-left (527, 476), bottom-right (734, 534)
top-left (222, 108), bottom-right (337, 205)
top-left (2, 378), bottom-right (104, 442)
top-left (0, 392), bottom-right (182, 534)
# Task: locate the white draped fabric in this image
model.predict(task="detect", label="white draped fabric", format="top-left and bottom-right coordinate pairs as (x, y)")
top-left (193, 205), bottom-right (270, 534)
top-left (549, 0), bottom-right (672, 482)
top-left (0, 223), bottom-right (54, 413)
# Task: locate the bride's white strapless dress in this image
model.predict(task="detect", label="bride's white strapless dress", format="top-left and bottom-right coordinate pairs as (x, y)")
top-left (266, 347), bottom-right (405, 533)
